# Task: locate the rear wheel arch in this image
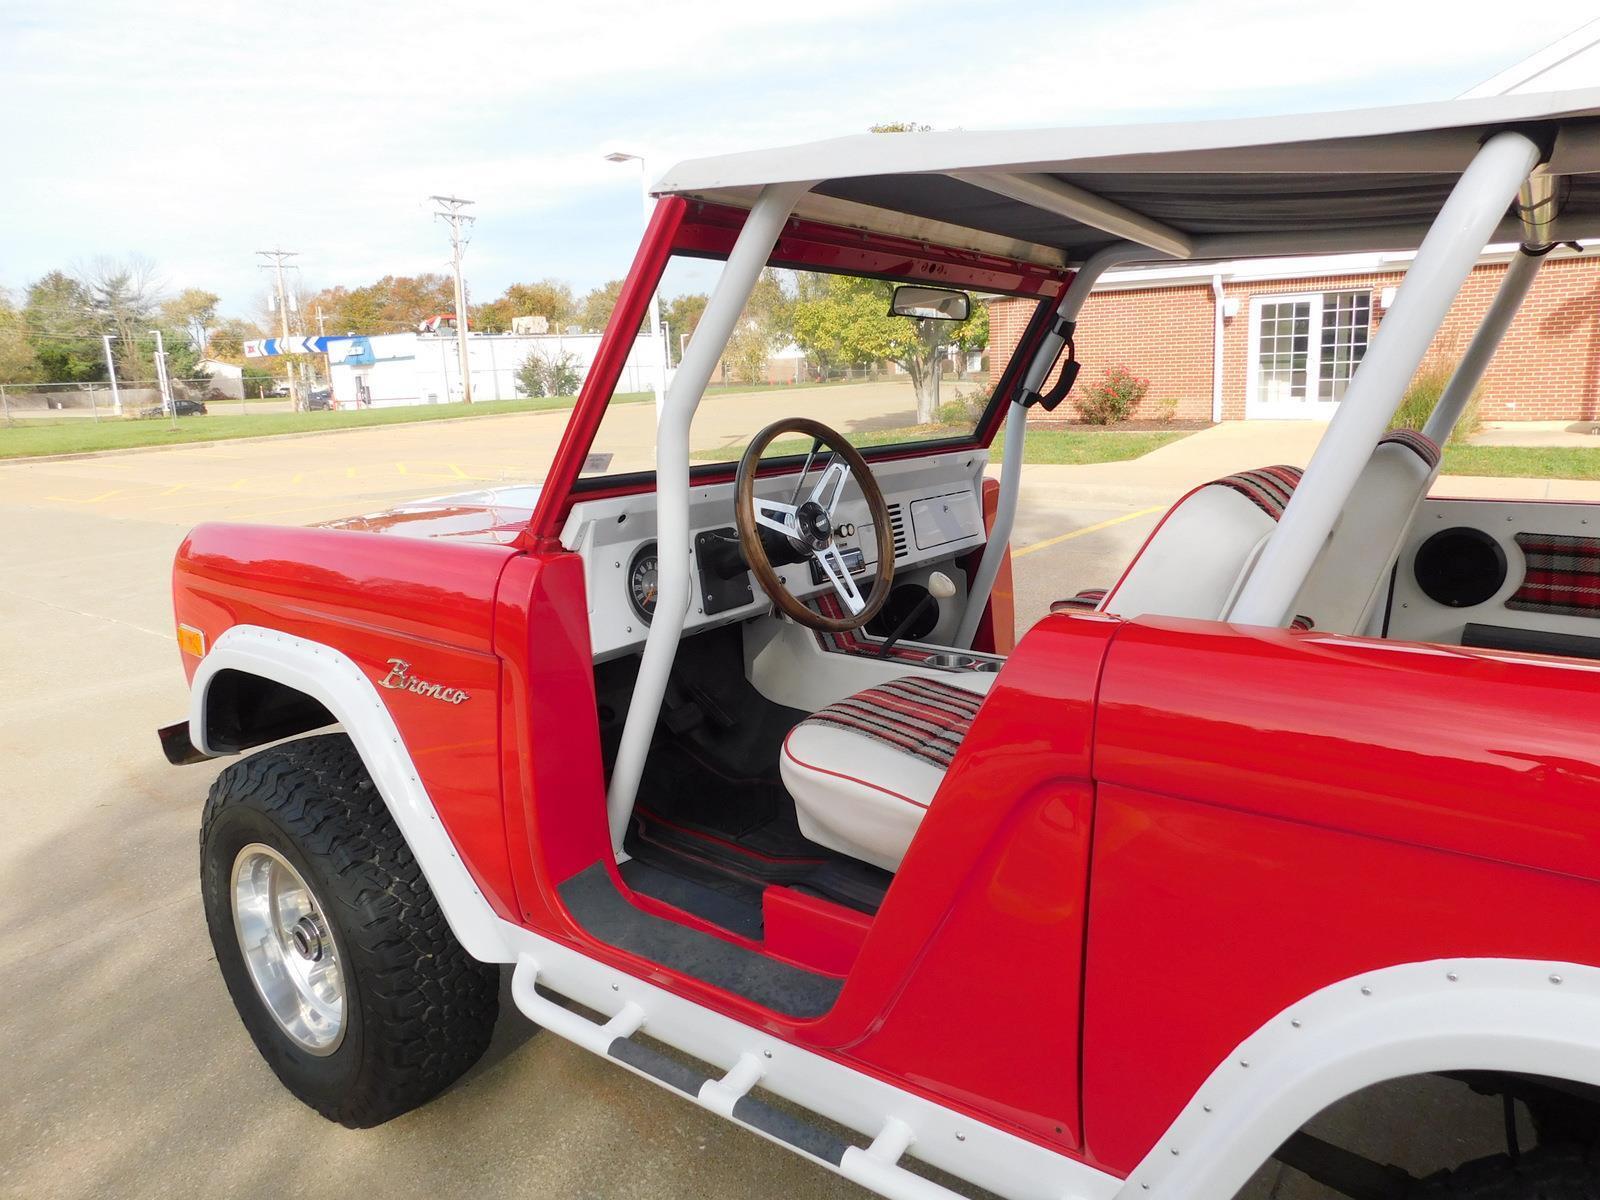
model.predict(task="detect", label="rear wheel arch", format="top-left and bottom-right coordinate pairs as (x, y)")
top-left (1128, 959), bottom-right (1600, 1199)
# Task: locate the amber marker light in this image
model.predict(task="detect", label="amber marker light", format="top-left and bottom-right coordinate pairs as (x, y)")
top-left (177, 624), bottom-right (207, 658)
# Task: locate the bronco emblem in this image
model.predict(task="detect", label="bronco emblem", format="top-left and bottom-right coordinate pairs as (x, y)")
top-left (379, 659), bottom-right (470, 705)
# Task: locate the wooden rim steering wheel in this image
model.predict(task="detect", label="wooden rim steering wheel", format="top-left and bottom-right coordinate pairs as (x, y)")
top-left (734, 418), bottom-right (895, 633)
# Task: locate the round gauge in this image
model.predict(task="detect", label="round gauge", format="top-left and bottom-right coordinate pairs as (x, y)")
top-left (627, 541), bottom-right (659, 624)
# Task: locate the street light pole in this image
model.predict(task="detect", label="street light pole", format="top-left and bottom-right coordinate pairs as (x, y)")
top-left (151, 328), bottom-right (175, 426)
top-left (605, 151), bottom-right (667, 421)
top-left (102, 334), bottom-right (122, 416)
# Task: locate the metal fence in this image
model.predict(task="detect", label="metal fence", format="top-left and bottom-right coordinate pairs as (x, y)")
top-left (0, 377), bottom-right (238, 425)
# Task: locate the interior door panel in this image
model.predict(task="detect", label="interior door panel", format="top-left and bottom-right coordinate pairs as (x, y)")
top-left (1387, 498), bottom-right (1600, 655)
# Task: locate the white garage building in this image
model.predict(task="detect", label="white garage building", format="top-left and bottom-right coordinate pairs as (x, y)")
top-left (248, 330), bottom-right (666, 408)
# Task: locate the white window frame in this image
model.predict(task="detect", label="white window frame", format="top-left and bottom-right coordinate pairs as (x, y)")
top-left (1245, 289), bottom-right (1372, 419)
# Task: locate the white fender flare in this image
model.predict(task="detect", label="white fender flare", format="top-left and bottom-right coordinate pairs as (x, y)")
top-left (190, 625), bottom-right (516, 964)
top-left (1126, 957), bottom-right (1600, 1199)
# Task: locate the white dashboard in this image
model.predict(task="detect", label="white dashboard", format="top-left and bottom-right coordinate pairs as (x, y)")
top-left (560, 451), bottom-right (991, 662)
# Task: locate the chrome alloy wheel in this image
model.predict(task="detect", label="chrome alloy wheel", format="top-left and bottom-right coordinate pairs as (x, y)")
top-left (231, 844), bottom-right (346, 1055)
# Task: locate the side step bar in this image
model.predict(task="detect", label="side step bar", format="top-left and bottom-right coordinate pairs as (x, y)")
top-left (510, 957), bottom-right (968, 1200)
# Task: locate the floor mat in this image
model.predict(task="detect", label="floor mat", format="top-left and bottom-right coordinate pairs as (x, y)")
top-left (559, 863), bottom-right (842, 1019)
top-left (627, 804), bottom-right (891, 916)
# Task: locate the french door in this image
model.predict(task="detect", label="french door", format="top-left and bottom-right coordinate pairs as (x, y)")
top-left (1245, 290), bottom-right (1371, 419)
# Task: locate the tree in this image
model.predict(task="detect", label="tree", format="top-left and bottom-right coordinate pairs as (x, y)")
top-left (473, 279), bottom-right (576, 333)
top-left (0, 291), bottom-right (40, 384)
top-left (516, 350), bottom-right (581, 398)
top-left (302, 274), bottom-right (455, 335)
top-left (720, 270), bottom-right (791, 384)
top-left (80, 255), bottom-right (161, 380)
top-left (790, 274), bottom-right (987, 423)
top-left (870, 121), bottom-right (932, 133)
top-left (161, 288), bottom-right (220, 355)
top-left (206, 317), bottom-right (265, 364)
top-left (578, 280), bottom-right (625, 332)
top-left (663, 292), bottom-right (708, 364)
top-left (23, 271), bottom-right (103, 383)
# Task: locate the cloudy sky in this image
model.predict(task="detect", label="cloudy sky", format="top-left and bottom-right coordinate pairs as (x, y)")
top-left (3, 0), bottom-right (1597, 318)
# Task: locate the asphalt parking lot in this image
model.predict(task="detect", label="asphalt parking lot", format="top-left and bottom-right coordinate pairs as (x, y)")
top-left (0, 408), bottom-right (1527, 1200)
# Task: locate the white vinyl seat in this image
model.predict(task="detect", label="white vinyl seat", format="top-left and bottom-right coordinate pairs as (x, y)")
top-left (1100, 464), bottom-right (1303, 622)
top-left (1290, 429), bottom-right (1439, 634)
top-left (1096, 430), bottom-right (1439, 633)
top-left (779, 673), bottom-right (990, 872)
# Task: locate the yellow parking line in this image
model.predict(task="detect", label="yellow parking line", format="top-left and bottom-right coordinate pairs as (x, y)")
top-left (44, 489), bottom-right (124, 505)
top-left (1012, 505), bottom-right (1163, 559)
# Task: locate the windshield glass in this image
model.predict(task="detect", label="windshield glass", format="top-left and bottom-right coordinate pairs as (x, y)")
top-left (582, 256), bottom-right (1001, 478)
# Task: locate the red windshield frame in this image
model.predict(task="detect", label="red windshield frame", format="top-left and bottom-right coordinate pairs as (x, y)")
top-left (525, 198), bottom-right (1072, 546)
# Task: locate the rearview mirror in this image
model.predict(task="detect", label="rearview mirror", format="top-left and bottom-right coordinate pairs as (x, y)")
top-left (889, 285), bottom-right (970, 321)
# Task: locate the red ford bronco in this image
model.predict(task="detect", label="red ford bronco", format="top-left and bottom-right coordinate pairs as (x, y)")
top-left (163, 92), bottom-right (1600, 1199)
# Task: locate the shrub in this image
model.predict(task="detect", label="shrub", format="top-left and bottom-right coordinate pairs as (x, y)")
top-left (936, 385), bottom-right (990, 427)
top-left (1074, 365), bottom-right (1148, 425)
top-left (517, 350), bottom-right (582, 398)
top-left (1154, 397), bottom-right (1179, 423)
top-left (1389, 359), bottom-right (1480, 444)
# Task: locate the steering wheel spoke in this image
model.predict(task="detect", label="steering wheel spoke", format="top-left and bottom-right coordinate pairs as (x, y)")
top-left (752, 496), bottom-right (801, 538)
top-left (813, 543), bottom-right (866, 615)
top-left (808, 456), bottom-right (851, 516)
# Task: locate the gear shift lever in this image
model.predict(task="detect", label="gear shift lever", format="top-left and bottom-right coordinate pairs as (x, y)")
top-left (878, 571), bottom-right (956, 658)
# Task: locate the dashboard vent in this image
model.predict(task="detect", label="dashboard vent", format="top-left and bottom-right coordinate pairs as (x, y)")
top-left (887, 503), bottom-right (908, 560)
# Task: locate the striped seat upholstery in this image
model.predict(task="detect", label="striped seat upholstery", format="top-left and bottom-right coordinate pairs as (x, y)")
top-left (780, 676), bottom-right (987, 872)
top-left (1049, 587), bottom-right (1108, 614)
top-left (1100, 465), bottom-right (1304, 623)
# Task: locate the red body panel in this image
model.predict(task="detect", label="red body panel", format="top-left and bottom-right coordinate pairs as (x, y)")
top-left (1081, 617), bottom-right (1600, 1171)
top-left (174, 522), bottom-right (521, 919)
top-left (968, 477), bottom-right (1016, 654)
top-left (762, 886), bottom-right (872, 977)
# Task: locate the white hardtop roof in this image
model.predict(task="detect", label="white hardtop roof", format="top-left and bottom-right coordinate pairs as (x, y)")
top-left (655, 90), bottom-right (1600, 270)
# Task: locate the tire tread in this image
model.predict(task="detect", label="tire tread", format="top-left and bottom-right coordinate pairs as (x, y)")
top-left (200, 734), bottom-right (498, 1127)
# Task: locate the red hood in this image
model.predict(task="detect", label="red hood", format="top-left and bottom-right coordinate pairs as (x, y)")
top-left (316, 484), bottom-right (543, 544)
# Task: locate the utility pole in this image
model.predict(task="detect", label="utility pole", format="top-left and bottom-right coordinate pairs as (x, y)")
top-left (256, 248), bottom-right (299, 411)
top-left (316, 304), bottom-right (329, 391)
top-left (429, 195), bottom-right (475, 404)
top-left (151, 328), bottom-right (175, 425)
top-left (102, 334), bottom-right (122, 416)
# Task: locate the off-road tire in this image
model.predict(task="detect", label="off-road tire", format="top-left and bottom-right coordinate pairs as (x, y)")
top-left (1412, 1144), bottom-right (1600, 1197)
top-left (200, 733), bottom-right (499, 1127)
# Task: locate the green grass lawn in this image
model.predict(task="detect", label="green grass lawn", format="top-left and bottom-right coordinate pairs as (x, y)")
top-left (690, 426), bottom-right (1190, 466)
top-left (0, 393), bottom-right (651, 460)
top-left (1441, 445), bottom-right (1600, 480)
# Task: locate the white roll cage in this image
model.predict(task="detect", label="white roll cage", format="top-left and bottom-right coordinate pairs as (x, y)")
top-left (605, 94), bottom-right (1600, 850)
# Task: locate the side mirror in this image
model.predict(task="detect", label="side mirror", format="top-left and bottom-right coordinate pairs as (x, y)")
top-left (889, 285), bottom-right (970, 322)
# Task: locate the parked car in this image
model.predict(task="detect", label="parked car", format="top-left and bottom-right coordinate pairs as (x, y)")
top-left (160, 93), bottom-right (1600, 1200)
top-left (306, 388), bottom-right (333, 411)
top-left (268, 380), bottom-right (291, 397)
top-left (139, 398), bottom-right (207, 418)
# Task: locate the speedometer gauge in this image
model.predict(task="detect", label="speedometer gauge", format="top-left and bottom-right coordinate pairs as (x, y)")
top-left (627, 541), bottom-right (659, 624)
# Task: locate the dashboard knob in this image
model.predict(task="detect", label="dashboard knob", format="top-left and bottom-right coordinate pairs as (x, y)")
top-left (836, 523), bottom-right (856, 538)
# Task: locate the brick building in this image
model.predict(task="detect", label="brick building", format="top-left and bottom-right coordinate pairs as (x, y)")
top-left (987, 245), bottom-right (1600, 424)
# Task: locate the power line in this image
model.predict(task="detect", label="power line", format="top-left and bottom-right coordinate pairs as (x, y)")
top-left (429, 194), bottom-right (476, 404)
